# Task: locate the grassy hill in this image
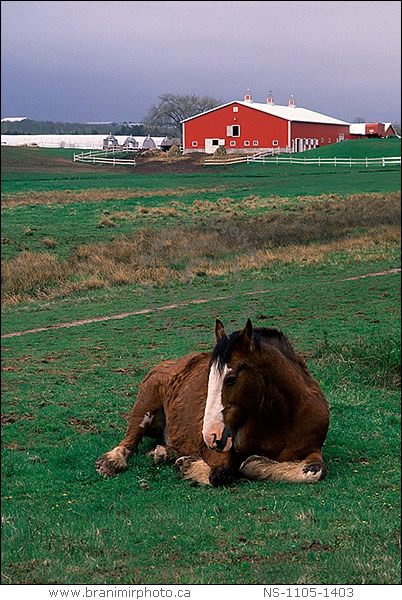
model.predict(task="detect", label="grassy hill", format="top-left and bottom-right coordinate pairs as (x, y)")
top-left (297, 137), bottom-right (401, 159)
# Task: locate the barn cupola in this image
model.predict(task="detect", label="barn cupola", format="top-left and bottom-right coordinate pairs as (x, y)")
top-left (244, 89), bottom-right (253, 103)
top-left (288, 94), bottom-right (296, 108)
top-left (267, 91), bottom-right (274, 105)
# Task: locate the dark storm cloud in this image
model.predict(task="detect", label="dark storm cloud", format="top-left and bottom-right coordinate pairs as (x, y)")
top-left (1, 0), bottom-right (400, 123)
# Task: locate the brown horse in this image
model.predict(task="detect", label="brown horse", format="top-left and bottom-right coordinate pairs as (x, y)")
top-left (96, 319), bottom-right (329, 486)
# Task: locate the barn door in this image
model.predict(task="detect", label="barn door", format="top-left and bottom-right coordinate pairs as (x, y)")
top-left (205, 138), bottom-right (223, 153)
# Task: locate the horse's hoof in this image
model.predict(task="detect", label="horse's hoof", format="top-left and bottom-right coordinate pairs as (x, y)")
top-left (95, 455), bottom-right (118, 477)
top-left (151, 445), bottom-right (176, 464)
top-left (209, 465), bottom-right (234, 487)
top-left (175, 456), bottom-right (198, 474)
top-left (95, 447), bottom-right (129, 477)
top-left (175, 456), bottom-right (212, 485)
top-left (303, 462), bottom-right (328, 481)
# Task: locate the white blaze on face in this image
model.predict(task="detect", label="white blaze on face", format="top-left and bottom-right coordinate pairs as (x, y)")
top-left (202, 362), bottom-right (232, 451)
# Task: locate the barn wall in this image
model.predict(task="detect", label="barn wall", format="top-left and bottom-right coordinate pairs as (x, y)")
top-left (291, 121), bottom-right (352, 147)
top-left (183, 103), bottom-right (289, 152)
top-left (365, 123), bottom-right (386, 137)
top-left (384, 125), bottom-right (396, 137)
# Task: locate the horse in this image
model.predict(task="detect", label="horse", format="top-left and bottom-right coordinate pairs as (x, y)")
top-left (95, 319), bottom-right (329, 486)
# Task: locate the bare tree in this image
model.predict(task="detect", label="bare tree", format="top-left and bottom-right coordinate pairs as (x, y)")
top-left (143, 94), bottom-right (221, 137)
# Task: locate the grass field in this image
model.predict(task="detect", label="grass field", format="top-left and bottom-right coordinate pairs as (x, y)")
top-left (1, 139), bottom-right (401, 585)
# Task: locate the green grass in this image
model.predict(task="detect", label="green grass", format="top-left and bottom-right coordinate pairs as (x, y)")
top-left (1, 142), bottom-right (401, 585)
top-left (1, 138), bottom-right (401, 197)
top-left (2, 271), bottom-right (400, 584)
top-left (301, 137), bottom-right (401, 159)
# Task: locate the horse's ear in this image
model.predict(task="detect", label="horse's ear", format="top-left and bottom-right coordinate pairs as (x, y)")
top-left (239, 318), bottom-right (254, 351)
top-left (215, 319), bottom-right (227, 343)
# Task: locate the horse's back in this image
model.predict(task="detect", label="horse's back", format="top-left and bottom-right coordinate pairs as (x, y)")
top-left (140, 351), bottom-right (208, 389)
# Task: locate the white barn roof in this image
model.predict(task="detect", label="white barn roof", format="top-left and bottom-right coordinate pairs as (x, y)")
top-left (349, 123), bottom-right (366, 135)
top-left (238, 101), bottom-right (349, 125)
top-left (1, 116), bottom-right (28, 122)
top-left (182, 100), bottom-right (349, 126)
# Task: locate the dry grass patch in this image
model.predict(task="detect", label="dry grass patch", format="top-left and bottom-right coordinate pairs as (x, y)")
top-left (198, 226), bottom-right (401, 277)
top-left (1, 192), bottom-right (400, 306)
top-left (1, 186), bottom-right (227, 208)
top-left (1, 251), bottom-right (63, 300)
top-left (41, 238), bottom-right (57, 249)
top-left (2, 223), bottom-right (399, 307)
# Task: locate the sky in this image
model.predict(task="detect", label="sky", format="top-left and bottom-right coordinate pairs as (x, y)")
top-left (1, 0), bottom-right (401, 124)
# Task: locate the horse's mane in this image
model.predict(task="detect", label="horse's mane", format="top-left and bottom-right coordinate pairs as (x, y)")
top-left (212, 327), bottom-right (296, 373)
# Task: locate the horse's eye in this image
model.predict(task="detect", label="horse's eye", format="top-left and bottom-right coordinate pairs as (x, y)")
top-left (224, 375), bottom-right (237, 386)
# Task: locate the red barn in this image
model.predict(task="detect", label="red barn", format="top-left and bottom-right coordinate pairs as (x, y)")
top-left (182, 91), bottom-right (352, 154)
top-left (384, 123), bottom-right (398, 137)
top-left (349, 122), bottom-right (398, 138)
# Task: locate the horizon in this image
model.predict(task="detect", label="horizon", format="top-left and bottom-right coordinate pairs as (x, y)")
top-left (1, 96), bottom-right (401, 127)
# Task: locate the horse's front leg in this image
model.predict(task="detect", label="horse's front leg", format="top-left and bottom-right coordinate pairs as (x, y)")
top-left (175, 449), bottom-right (235, 487)
top-left (147, 444), bottom-right (177, 464)
top-left (95, 368), bottom-right (166, 477)
top-left (239, 451), bottom-right (328, 484)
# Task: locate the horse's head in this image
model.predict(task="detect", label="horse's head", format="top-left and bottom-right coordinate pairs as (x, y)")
top-left (202, 318), bottom-right (265, 452)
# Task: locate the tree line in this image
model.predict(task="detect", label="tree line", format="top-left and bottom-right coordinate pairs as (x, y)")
top-left (1, 120), bottom-right (149, 136)
top-left (1, 95), bottom-right (221, 138)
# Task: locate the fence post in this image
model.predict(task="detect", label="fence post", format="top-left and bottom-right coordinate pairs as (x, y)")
top-left (382, 157), bottom-right (385, 167)
top-left (366, 157), bottom-right (368, 168)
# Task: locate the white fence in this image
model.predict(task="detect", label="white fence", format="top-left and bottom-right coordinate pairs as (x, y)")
top-left (252, 155), bottom-right (401, 166)
top-left (73, 147), bottom-right (137, 166)
top-left (205, 152), bottom-right (401, 167)
top-left (204, 147), bottom-right (286, 166)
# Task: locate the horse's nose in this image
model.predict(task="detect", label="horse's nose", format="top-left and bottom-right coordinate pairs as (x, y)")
top-left (215, 426), bottom-right (232, 452)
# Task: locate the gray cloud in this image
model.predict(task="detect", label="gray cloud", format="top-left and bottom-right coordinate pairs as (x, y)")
top-left (1, 1), bottom-right (400, 123)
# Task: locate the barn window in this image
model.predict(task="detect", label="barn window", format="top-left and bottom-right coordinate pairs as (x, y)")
top-left (233, 106), bottom-right (238, 112)
top-left (230, 141), bottom-right (236, 146)
top-left (328, 138), bottom-right (331, 143)
top-left (226, 125), bottom-right (240, 137)
top-left (192, 141), bottom-right (198, 147)
top-left (253, 140), bottom-right (259, 146)
top-left (212, 139), bottom-right (219, 146)
top-left (338, 133), bottom-right (345, 141)
top-left (272, 140), bottom-right (278, 146)
top-left (244, 140), bottom-right (250, 146)
top-left (321, 138), bottom-right (324, 143)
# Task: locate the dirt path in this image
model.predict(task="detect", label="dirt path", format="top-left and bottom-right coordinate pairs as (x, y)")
top-left (2, 268), bottom-right (400, 339)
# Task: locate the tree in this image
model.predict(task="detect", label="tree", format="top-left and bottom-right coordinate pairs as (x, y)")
top-left (143, 93), bottom-right (221, 137)
top-left (392, 122), bottom-right (401, 135)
